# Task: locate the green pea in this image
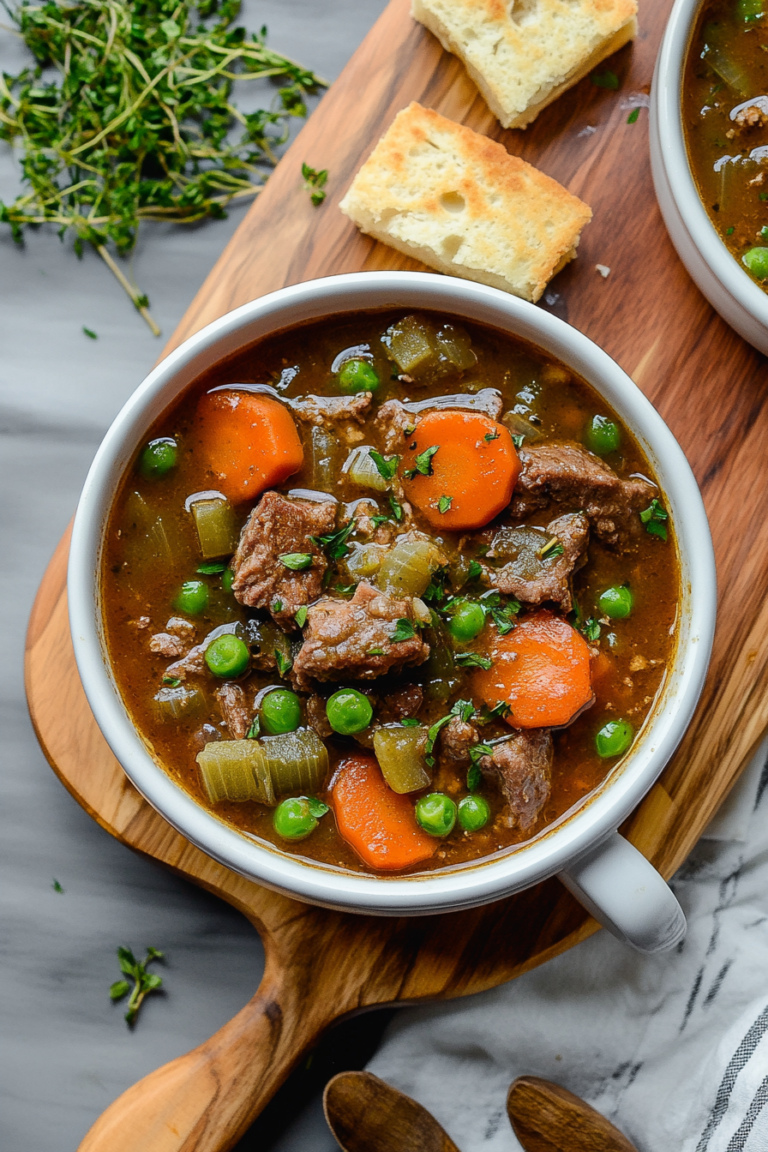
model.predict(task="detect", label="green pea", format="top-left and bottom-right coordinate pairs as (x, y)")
top-left (595, 719), bottom-right (634, 759)
top-left (448, 601), bottom-right (486, 643)
top-left (415, 792), bottom-right (457, 837)
top-left (597, 585), bottom-right (634, 619)
top-left (222, 567), bottom-right (234, 594)
top-left (326, 688), bottom-right (373, 735)
top-left (458, 794), bottom-right (491, 832)
top-left (585, 415), bottom-right (621, 456)
top-left (261, 689), bottom-right (302, 735)
top-left (139, 436), bottom-right (177, 478)
top-left (273, 797), bottom-right (317, 841)
top-left (205, 634), bottom-right (250, 678)
top-left (173, 580), bottom-right (209, 616)
top-left (737, 0), bottom-right (763, 20)
top-left (337, 359), bottom-right (380, 394)
top-left (743, 247), bottom-right (768, 279)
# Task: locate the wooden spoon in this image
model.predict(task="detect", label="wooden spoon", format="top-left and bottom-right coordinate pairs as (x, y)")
top-left (507, 1076), bottom-right (638, 1152)
top-left (324, 1070), bottom-right (460, 1152)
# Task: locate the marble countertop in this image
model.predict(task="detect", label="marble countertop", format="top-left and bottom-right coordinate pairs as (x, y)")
top-left (0, 4), bottom-right (389, 1148)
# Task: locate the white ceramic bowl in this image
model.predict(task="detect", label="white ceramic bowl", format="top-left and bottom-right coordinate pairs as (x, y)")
top-left (69, 272), bottom-right (716, 952)
top-left (651, 0), bottom-right (768, 353)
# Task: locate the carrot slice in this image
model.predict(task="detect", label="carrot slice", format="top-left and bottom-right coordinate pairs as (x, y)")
top-left (194, 390), bottom-right (304, 504)
top-left (400, 409), bottom-right (520, 531)
top-left (331, 754), bottom-right (436, 872)
top-left (474, 610), bottom-right (593, 729)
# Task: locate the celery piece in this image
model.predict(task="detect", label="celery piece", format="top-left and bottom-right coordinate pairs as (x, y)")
top-left (387, 315), bottom-right (438, 374)
top-left (153, 685), bottom-right (206, 722)
top-left (342, 445), bottom-right (390, 492)
top-left (373, 726), bottom-right (430, 794)
top-left (196, 740), bottom-right (275, 805)
top-left (191, 497), bottom-right (239, 559)
top-left (259, 728), bottom-right (329, 796)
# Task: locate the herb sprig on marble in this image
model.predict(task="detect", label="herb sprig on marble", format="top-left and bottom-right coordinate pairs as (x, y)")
top-left (0, 0), bottom-right (324, 333)
top-left (109, 945), bottom-right (164, 1026)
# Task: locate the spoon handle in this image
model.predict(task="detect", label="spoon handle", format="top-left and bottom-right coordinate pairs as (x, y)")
top-left (77, 966), bottom-right (331, 1152)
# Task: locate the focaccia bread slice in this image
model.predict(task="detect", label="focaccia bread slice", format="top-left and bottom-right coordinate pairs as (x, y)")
top-left (412, 0), bottom-right (638, 129)
top-left (339, 102), bottom-right (592, 304)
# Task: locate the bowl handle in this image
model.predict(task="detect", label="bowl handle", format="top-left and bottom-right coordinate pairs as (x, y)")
top-left (559, 832), bottom-right (686, 953)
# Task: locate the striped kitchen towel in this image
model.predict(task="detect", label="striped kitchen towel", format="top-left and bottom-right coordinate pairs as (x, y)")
top-left (367, 741), bottom-right (768, 1151)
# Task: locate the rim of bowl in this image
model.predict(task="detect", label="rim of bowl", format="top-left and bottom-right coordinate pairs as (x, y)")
top-left (654, 0), bottom-right (768, 329)
top-left (68, 271), bottom-right (716, 915)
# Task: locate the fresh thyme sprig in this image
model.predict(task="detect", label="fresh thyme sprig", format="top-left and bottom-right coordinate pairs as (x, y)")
top-left (109, 945), bottom-right (164, 1026)
top-left (0, 0), bottom-right (324, 333)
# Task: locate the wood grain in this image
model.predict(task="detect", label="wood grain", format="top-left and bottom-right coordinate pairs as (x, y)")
top-left (324, 1071), bottom-right (461, 1152)
top-left (24, 0), bottom-right (768, 1147)
top-left (507, 1076), bottom-right (637, 1152)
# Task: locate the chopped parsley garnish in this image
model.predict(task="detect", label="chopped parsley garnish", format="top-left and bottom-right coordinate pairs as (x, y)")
top-left (389, 495), bottom-right (404, 522)
top-left (640, 498), bottom-right (669, 541)
top-left (626, 107), bottom-right (640, 124)
top-left (83, 326), bottom-right (98, 340)
top-left (273, 599), bottom-right (283, 613)
top-left (246, 716), bottom-right (260, 739)
top-left (467, 559), bottom-right (484, 582)
top-left (371, 515), bottom-right (391, 528)
top-left (275, 649), bottom-right (293, 676)
top-left (390, 618), bottom-right (416, 643)
top-left (109, 946), bottom-right (164, 1027)
top-left (479, 590), bottom-right (520, 635)
top-left (335, 583), bottom-right (357, 596)
top-left (306, 796), bottom-right (329, 818)
top-left (512, 434), bottom-right (525, 449)
top-left (295, 606), bottom-right (308, 628)
top-left (468, 742), bottom-right (493, 790)
top-left (726, 226), bottom-right (735, 235)
top-left (538, 536), bottom-right (564, 560)
top-left (477, 702), bottom-right (511, 724)
top-left (162, 676), bottom-right (181, 687)
top-left (423, 564), bottom-right (450, 604)
top-left (52, 878), bottom-right (64, 893)
top-left (484, 430), bottom-right (500, 442)
top-left (437, 495), bottom-right (453, 514)
top-left (280, 552), bottom-right (313, 570)
top-left (367, 648), bottom-right (385, 656)
top-left (369, 451), bottom-right (400, 481)
top-left (455, 652), bottom-right (493, 670)
top-left (581, 617), bottom-right (602, 642)
top-left (311, 519), bottom-right (356, 561)
top-left (301, 162), bottom-right (328, 207)
top-left (404, 444), bottom-right (439, 479)
top-left (197, 561), bottom-right (226, 575)
top-left (425, 699), bottom-right (475, 766)
top-left (400, 718), bottom-right (421, 727)
top-left (591, 69), bottom-right (619, 89)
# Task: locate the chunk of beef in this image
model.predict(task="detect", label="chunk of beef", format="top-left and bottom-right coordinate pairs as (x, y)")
top-left (378, 684), bottom-right (424, 724)
top-left (348, 498), bottom-right (408, 545)
top-left (441, 716), bottom-right (480, 764)
top-left (216, 684), bottom-right (251, 740)
top-left (291, 392), bottom-right (372, 431)
top-left (480, 730), bottom-right (553, 832)
top-left (231, 491), bottom-right (337, 629)
top-left (511, 442), bottom-right (655, 548)
top-left (487, 512), bottom-right (589, 612)
top-left (149, 616), bottom-right (196, 658)
top-left (306, 693), bottom-right (333, 738)
top-left (375, 400), bottom-right (420, 453)
top-left (292, 582), bottom-right (430, 688)
top-left (150, 632), bottom-right (186, 658)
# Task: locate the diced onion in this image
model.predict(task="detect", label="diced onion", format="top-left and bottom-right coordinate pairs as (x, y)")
top-left (260, 728), bottom-right (329, 796)
top-left (502, 410), bottom-right (543, 443)
top-left (342, 446), bottom-right (389, 492)
top-left (196, 740), bottom-right (275, 805)
top-left (153, 685), bottom-right (206, 722)
top-left (376, 537), bottom-right (442, 597)
top-left (388, 315), bottom-right (436, 374)
top-left (310, 426), bottom-right (337, 491)
top-left (373, 726), bottom-right (430, 794)
top-left (346, 542), bottom-right (386, 581)
top-left (435, 324), bottom-right (476, 370)
top-left (191, 497), bottom-right (239, 559)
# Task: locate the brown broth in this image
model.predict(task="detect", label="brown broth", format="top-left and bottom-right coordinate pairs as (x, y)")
top-left (101, 309), bottom-right (679, 875)
top-left (683, 0), bottom-right (768, 284)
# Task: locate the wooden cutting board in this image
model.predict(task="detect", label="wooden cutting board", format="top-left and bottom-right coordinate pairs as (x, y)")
top-left (25, 0), bottom-right (768, 1149)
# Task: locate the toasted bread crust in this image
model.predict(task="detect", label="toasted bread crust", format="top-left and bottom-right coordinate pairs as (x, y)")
top-left (339, 102), bottom-right (592, 303)
top-left (412, 0), bottom-right (638, 129)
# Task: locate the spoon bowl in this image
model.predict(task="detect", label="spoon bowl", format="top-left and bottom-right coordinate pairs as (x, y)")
top-left (323, 1070), bottom-right (460, 1152)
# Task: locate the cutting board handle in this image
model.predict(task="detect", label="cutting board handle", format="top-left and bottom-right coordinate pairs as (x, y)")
top-left (559, 832), bottom-right (687, 953)
top-left (77, 962), bottom-right (331, 1152)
